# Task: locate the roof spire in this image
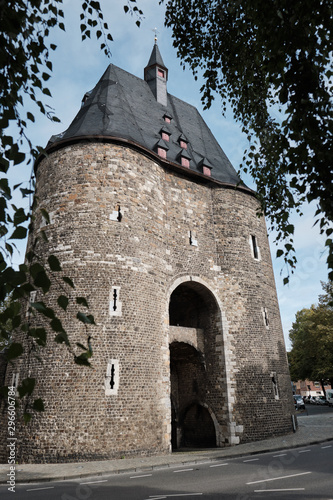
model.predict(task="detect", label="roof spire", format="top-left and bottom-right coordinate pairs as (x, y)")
top-left (152, 27), bottom-right (159, 44)
top-left (144, 41), bottom-right (168, 106)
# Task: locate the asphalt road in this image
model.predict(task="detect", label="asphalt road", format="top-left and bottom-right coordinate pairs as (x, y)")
top-left (2, 440), bottom-right (333, 500)
top-left (297, 402), bottom-right (333, 416)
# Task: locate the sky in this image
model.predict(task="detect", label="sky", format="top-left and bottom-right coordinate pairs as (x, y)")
top-left (10, 0), bottom-right (330, 350)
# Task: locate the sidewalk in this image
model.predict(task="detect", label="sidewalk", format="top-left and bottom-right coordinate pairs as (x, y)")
top-left (1, 412), bottom-right (333, 484)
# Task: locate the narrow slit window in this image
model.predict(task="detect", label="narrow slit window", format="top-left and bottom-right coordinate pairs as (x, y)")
top-left (189, 230), bottom-right (198, 247)
top-left (271, 372), bottom-right (279, 400)
top-left (251, 235), bottom-right (259, 260)
top-left (263, 307), bottom-right (269, 328)
top-left (158, 68), bottom-right (165, 78)
top-left (109, 287), bottom-right (122, 317)
top-left (110, 205), bottom-right (122, 222)
top-left (105, 359), bottom-right (119, 396)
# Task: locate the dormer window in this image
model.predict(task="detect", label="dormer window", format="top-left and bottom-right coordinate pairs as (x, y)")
top-left (178, 134), bottom-right (188, 150)
top-left (158, 68), bottom-right (165, 78)
top-left (155, 138), bottom-right (169, 159)
top-left (160, 126), bottom-right (171, 142)
top-left (203, 166), bottom-right (212, 176)
top-left (158, 147), bottom-right (167, 159)
top-left (177, 148), bottom-right (191, 169)
top-left (198, 157), bottom-right (213, 177)
top-left (163, 113), bottom-right (172, 123)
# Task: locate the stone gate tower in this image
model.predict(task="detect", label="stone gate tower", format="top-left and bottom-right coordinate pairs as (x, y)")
top-left (1, 44), bottom-right (294, 462)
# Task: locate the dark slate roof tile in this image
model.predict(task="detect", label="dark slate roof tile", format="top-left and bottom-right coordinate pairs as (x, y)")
top-left (48, 62), bottom-right (243, 187)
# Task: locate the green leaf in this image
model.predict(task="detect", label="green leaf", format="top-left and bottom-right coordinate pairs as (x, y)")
top-left (54, 331), bottom-right (70, 346)
top-left (5, 342), bottom-right (24, 361)
top-left (32, 398), bottom-right (45, 412)
top-left (76, 296), bottom-right (89, 308)
top-left (48, 255), bottom-right (62, 271)
top-left (9, 226), bottom-right (27, 239)
top-left (77, 312), bottom-right (95, 324)
top-left (33, 270), bottom-right (51, 293)
top-left (276, 249), bottom-right (284, 258)
top-left (18, 377), bottom-right (36, 398)
top-left (31, 302), bottom-right (55, 319)
top-left (50, 317), bottom-right (65, 333)
top-left (57, 295), bottom-right (69, 311)
top-left (63, 276), bottom-right (75, 288)
top-left (23, 413), bottom-right (32, 424)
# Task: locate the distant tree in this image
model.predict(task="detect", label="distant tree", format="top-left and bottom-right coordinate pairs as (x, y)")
top-left (163, 0), bottom-right (333, 282)
top-left (289, 282), bottom-right (333, 394)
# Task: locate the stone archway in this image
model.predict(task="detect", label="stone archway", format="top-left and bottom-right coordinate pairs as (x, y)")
top-left (168, 279), bottom-right (224, 449)
top-left (183, 403), bottom-right (216, 448)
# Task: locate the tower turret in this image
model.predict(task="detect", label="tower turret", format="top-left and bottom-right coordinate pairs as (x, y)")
top-left (144, 42), bottom-right (168, 106)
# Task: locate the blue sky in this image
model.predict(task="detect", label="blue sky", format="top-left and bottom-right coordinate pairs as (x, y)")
top-left (11, 0), bottom-right (329, 350)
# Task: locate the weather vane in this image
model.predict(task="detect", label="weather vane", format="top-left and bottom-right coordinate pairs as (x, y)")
top-left (152, 27), bottom-right (159, 44)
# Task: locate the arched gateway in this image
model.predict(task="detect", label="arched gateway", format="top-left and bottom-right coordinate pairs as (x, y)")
top-left (168, 278), bottom-right (231, 449)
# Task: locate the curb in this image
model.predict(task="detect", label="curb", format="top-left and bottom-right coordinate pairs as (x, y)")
top-left (2, 435), bottom-right (333, 485)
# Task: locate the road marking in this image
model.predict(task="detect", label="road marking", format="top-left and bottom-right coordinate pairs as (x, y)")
top-left (130, 474), bottom-right (152, 479)
top-left (149, 495), bottom-right (203, 498)
top-left (26, 486), bottom-right (55, 491)
top-left (243, 458), bottom-right (259, 462)
top-left (321, 445), bottom-right (332, 449)
top-left (80, 479), bottom-right (108, 485)
top-left (210, 463), bottom-right (229, 467)
top-left (173, 468), bottom-right (194, 473)
top-left (298, 449), bottom-right (311, 453)
top-left (247, 471), bottom-right (312, 485)
top-left (273, 453), bottom-right (287, 457)
top-left (254, 488), bottom-right (305, 492)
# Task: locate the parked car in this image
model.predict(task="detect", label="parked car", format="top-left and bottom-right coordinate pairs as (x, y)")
top-left (326, 390), bottom-right (333, 407)
top-left (316, 396), bottom-right (327, 405)
top-left (293, 395), bottom-right (305, 410)
top-left (309, 396), bottom-right (318, 404)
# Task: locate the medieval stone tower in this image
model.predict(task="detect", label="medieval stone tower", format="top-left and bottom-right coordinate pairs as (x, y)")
top-left (1, 44), bottom-right (294, 463)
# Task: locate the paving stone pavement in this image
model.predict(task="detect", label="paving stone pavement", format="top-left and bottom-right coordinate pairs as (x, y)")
top-left (1, 412), bottom-right (332, 484)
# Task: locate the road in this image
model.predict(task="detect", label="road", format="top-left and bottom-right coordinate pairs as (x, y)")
top-left (298, 402), bottom-right (333, 416)
top-left (2, 440), bottom-right (333, 500)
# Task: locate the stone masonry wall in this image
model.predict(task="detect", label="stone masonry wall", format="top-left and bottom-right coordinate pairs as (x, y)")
top-left (0, 142), bottom-right (294, 463)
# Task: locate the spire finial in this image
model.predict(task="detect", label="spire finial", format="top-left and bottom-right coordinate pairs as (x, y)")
top-left (152, 27), bottom-right (159, 44)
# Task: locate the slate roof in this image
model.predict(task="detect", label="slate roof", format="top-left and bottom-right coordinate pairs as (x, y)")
top-left (47, 50), bottom-right (245, 187)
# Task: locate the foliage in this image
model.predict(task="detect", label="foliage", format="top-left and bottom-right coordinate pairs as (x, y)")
top-left (163, 0), bottom-right (333, 282)
top-left (0, 0), bottom-right (119, 421)
top-left (288, 281), bottom-right (333, 392)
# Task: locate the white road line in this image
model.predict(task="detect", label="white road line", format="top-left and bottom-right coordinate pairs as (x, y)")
top-left (247, 471), bottom-right (312, 485)
top-left (273, 453), bottom-right (287, 457)
top-left (243, 458), bottom-right (259, 462)
top-left (149, 495), bottom-right (203, 498)
top-left (173, 468), bottom-right (194, 473)
top-left (26, 486), bottom-right (55, 491)
top-left (254, 488), bottom-right (305, 492)
top-left (130, 474), bottom-right (152, 479)
top-left (210, 463), bottom-right (229, 467)
top-left (298, 449), bottom-right (311, 453)
top-left (79, 479), bottom-right (108, 485)
top-left (321, 445), bottom-right (332, 449)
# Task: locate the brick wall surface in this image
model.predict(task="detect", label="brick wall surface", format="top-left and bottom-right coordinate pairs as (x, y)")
top-left (0, 143), bottom-right (295, 463)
